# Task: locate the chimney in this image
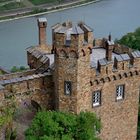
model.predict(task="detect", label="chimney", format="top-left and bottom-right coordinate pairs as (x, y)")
top-left (38, 18), bottom-right (47, 47)
top-left (106, 35), bottom-right (114, 61)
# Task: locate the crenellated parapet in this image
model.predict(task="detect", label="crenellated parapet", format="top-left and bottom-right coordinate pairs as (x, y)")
top-left (114, 53), bottom-right (130, 71)
top-left (129, 50), bottom-right (140, 68)
top-left (54, 46), bottom-right (92, 59)
top-left (52, 21), bottom-right (93, 56)
top-left (90, 68), bottom-right (139, 86)
top-left (90, 49), bottom-right (140, 85)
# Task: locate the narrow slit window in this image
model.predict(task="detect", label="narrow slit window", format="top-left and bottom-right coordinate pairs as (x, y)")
top-left (64, 81), bottom-right (72, 95)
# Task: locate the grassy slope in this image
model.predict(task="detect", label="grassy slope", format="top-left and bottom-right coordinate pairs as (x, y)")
top-left (29, 0), bottom-right (62, 5)
top-left (0, 2), bottom-right (25, 11)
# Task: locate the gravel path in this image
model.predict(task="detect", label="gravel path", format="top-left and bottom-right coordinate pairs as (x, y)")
top-left (13, 101), bottom-right (36, 140)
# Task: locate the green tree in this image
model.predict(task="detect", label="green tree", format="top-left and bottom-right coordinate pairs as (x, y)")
top-left (10, 66), bottom-right (27, 73)
top-left (117, 27), bottom-right (140, 50)
top-left (25, 111), bottom-right (101, 140)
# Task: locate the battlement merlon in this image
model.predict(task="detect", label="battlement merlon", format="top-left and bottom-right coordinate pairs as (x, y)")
top-left (52, 21), bottom-right (94, 50)
top-left (91, 48), bottom-right (140, 77)
top-left (130, 50), bottom-right (140, 68)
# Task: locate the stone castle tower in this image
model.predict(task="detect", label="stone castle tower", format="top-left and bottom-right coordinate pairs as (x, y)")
top-left (0, 18), bottom-right (140, 140)
top-left (27, 18), bottom-right (140, 140)
top-left (53, 21), bottom-right (93, 113)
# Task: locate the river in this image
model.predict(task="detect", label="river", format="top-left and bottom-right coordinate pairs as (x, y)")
top-left (0, 0), bottom-right (140, 69)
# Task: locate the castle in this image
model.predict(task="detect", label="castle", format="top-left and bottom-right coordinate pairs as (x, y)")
top-left (0, 18), bottom-right (140, 140)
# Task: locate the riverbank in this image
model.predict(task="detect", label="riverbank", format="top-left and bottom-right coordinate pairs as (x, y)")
top-left (0, 0), bottom-right (101, 23)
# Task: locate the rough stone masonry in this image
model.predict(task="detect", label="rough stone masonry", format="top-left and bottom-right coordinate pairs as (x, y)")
top-left (0, 18), bottom-right (140, 140)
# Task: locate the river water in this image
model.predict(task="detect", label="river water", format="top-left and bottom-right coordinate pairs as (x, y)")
top-left (0, 0), bottom-right (140, 69)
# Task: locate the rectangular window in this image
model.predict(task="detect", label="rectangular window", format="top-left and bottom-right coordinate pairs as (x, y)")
top-left (92, 91), bottom-right (101, 107)
top-left (116, 85), bottom-right (125, 100)
top-left (64, 81), bottom-right (72, 95)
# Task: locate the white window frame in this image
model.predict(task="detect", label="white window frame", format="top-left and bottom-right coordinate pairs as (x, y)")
top-left (116, 85), bottom-right (124, 100)
top-left (93, 91), bottom-right (101, 107)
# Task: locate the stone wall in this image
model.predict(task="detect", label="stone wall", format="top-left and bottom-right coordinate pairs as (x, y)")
top-left (54, 55), bottom-right (78, 113)
top-left (90, 54), bottom-right (140, 140)
top-left (90, 73), bottom-right (140, 140)
top-left (76, 48), bottom-right (91, 113)
top-left (53, 27), bottom-right (93, 113)
top-left (0, 73), bottom-right (54, 110)
top-left (53, 22), bottom-right (140, 140)
top-left (0, 69), bottom-right (35, 81)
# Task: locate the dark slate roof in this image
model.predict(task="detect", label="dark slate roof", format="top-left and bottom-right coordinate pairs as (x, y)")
top-left (10, 78), bottom-right (17, 83)
top-left (54, 23), bottom-right (85, 35)
top-left (32, 50), bottom-right (41, 58)
top-left (120, 54), bottom-right (130, 61)
top-left (98, 58), bottom-right (107, 66)
top-left (27, 75), bottom-right (34, 80)
top-left (57, 26), bottom-right (66, 34)
top-left (0, 80), bottom-right (5, 85)
top-left (115, 54), bottom-right (130, 62)
top-left (115, 55), bottom-right (123, 62)
top-left (40, 55), bottom-right (49, 64)
top-left (90, 47), bottom-right (119, 68)
top-left (33, 75), bottom-right (40, 78)
top-left (55, 26), bottom-right (84, 34)
top-left (0, 66), bottom-right (10, 74)
top-left (27, 47), bottom-right (53, 65)
top-left (37, 73), bottom-right (45, 77)
top-left (90, 61), bottom-right (96, 68)
top-left (16, 78), bottom-right (23, 82)
top-left (3, 79), bottom-right (11, 84)
top-left (90, 47), bottom-right (132, 68)
top-left (83, 24), bottom-right (93, 32)
top-left (26, 47), bottom-right (35, 53)
top-left (53, 22), bottom-right (93, 34)
top-left (52, 23), bottom-right (61, 30)
top-left (21, 77), bottom-right (28, 81)
top-left (0, 84), bottom-right (4, 90)
top-left (132, 50), bottom-right (140, 58)
top-left (0, 73), bottom-right (50, 86)
top-left (72, 26), bottom-right (84, 34)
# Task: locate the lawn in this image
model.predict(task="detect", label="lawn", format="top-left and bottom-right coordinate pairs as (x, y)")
top-left (29, 0), bottom-right (63, 5)
top-left (0, 2), bottom-right (25, 11)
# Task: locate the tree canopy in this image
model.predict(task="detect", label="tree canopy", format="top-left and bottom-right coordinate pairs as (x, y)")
top-left (25, 111), bottom-right (101, 140)
top-left (117, 27), bottom-right (140, 50)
